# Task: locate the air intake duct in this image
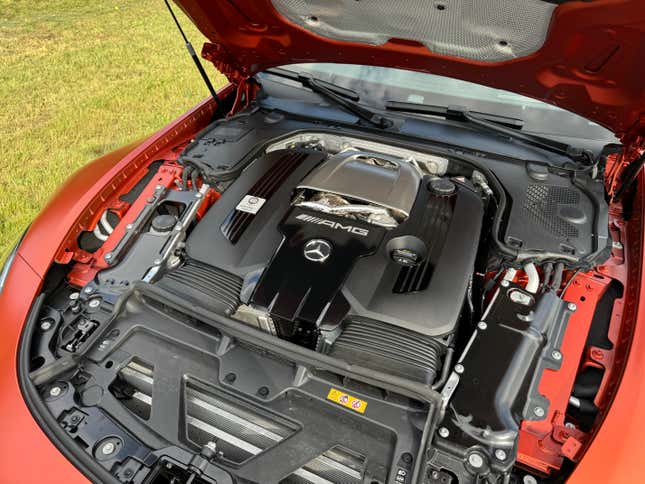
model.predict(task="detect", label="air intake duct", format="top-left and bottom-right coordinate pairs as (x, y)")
top-left (329, 317), bottom-right (443, 384)
top-left (155, 259), bottom-right (242, 316)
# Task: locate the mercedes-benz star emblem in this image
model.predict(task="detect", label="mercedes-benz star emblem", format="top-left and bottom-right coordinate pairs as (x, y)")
top-left (303, 239), bottom-right (332, 263)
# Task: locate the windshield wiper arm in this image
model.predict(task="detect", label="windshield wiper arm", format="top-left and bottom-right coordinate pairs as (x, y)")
top-left (264, 67), bottom-right (360, 101)
top-left (291, 73), bottom-right (394, 129)
top-left (386, 101), bottom-right (524, 129)
top-left (386, 101), bottom-right (584, 161)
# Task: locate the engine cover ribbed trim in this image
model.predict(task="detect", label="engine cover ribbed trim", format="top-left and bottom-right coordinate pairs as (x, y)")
top-left (329, 317), bottom-right (443, 384)
top-left (156, 259), bottom-right (243, 315)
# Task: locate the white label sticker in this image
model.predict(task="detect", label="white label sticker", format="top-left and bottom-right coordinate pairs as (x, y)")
top-left (236, 195), bottom-right (266, 214)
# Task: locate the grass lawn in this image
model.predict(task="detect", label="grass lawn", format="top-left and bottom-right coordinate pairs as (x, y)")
top-left (0, 0), bottom-right (227, 263)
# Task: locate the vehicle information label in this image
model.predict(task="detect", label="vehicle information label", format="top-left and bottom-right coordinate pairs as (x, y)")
top-left (327, 388), bottom-right (367, 414)
top-left (236, 195), bottom-right (266, 214)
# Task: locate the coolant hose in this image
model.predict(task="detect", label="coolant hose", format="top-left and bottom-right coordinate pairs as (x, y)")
top-left (93, 225), bottom-right (108, 241)
top-left (503, 267), bottom-right (517, 282)
top-left (524, 263), bottom-right (539, 293)
top-left (100, 211), bottom-right (114, 235)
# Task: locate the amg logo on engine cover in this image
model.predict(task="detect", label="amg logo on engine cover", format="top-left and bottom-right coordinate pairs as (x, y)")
top-left (296, 214), bottom-right (369, 236)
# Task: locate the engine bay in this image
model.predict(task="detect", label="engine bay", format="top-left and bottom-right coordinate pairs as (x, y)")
top-left (20, 105), bottom-right (625, 484)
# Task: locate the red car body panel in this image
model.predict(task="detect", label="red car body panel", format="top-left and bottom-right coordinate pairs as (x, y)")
top-left (177, 0), bottom-right (645, 138)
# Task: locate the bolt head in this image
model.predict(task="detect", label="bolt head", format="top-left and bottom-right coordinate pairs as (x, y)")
top-left (258, 386), bottom-right (270, 397)
top-left (494, 449), bottom-right (507, 461)
top-left (195, 192), bottom-right (203, 199)
top-left (104, 253), bottom-right (113, 260)
top-left (438, 427), bottom-right (450, 438)
top-left (88, 299), bottom-right (101, 309)
top-left (454, 364), bottom-right (465, 374)
top-left (552, 350), bottom-right (562, 361)
top-left (477, 321), bottom-right (487, 330)
top-left (205, 441), bottom-right (217, 451)
top-left (126, 224), bottom-right (133, 230)
top-left (40, 319), bottom-right (53, 331)
top-left (49, 386), bottom-right (62, 397)
top-left (500, 280), bottom-right (510, 287)
top-left (69, 292), bottom-right (80, 301)
top-left (523, 476), bottom-right (538, 484)
top-left (101, 442), bottom-right (115, 455)
top-left (155, 184), bottom-right (163, 191)
top-left (83, 286), bottom-right (94, 294)
top-left (533, 406), bottom-right (545, 418)
top-left (568, 302), bottom-right (577, 312)
top-left (153, 258), bottom-right (163, 266)
top-left (565, 422), bottom-right (576, 429)
top-left (467, 453), bottom-right (484, 469)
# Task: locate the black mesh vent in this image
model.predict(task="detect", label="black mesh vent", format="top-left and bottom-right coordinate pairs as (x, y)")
top-left (523, 184), bottom-right (580, 238)
top-left (221, 151), bottom-right (308, 243)
top-left (393, 194), bottom-right (453, 293)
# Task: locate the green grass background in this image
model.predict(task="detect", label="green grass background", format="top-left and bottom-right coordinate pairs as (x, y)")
top-left (0, 0), bottom-right (226, 263)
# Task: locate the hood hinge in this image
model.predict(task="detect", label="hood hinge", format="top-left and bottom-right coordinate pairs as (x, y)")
top-left (607, 113), bottom-right (645, 199)
top-left (201, 42), bottom-right (258, 115)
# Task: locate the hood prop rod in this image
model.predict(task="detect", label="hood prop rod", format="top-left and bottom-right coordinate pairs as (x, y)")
top-left (163, 0), bottom-right (221, 110)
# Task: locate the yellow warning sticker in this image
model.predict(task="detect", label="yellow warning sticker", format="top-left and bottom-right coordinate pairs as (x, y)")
top-left (326, 388), bottom-right (368, 414)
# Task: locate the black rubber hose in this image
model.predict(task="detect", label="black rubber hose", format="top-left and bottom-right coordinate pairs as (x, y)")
top-left (181, 164), bottom-right (192, 190)
top-left (190, 167), bottom-right (200, 191)
top-left (542, 262), bottom-right (553, 292)
top-left (551, 262), bottom-right (564, 291)
top-left (432, 347), bottom-right (454, 391)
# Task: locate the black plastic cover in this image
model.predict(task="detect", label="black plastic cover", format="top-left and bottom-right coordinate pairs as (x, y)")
top-left (425, 286), bottom-right (573, 482)
top-left (188, 145), bottom-right (484, 337)
top-left (493, 160), bottom-right (609, 263)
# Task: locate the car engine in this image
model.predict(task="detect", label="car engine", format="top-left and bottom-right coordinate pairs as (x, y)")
top-left (172, 145), bottom-right (483, 386)
top-left (20, 107), bottom-right (614, 484)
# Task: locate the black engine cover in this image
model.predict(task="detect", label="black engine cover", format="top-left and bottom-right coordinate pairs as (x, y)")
top-left (186, 149), bottom-right (484, 338)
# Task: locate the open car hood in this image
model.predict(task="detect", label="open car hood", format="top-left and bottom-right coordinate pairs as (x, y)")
top-left (176, 0), bottom-right (645, 141)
